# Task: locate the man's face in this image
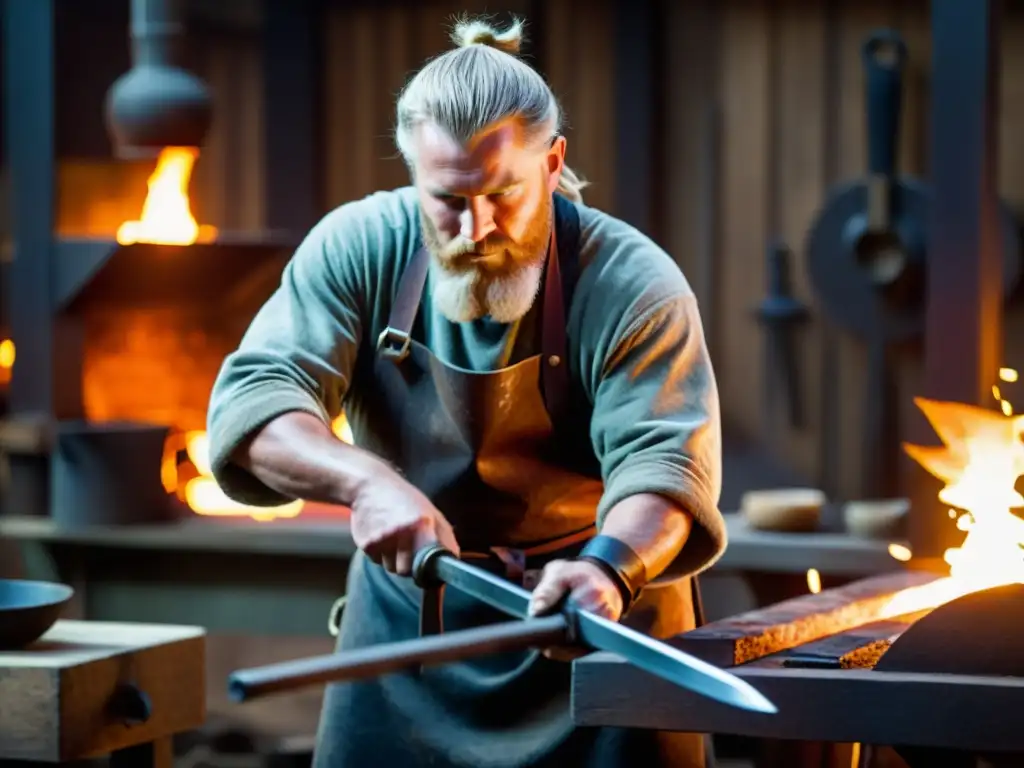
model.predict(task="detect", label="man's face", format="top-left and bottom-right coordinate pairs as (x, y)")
top-left (410, 120), bottom-right (565, 323)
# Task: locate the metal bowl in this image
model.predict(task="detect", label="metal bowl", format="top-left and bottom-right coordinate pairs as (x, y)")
top-left (0, 579), bottom-right (74, 650)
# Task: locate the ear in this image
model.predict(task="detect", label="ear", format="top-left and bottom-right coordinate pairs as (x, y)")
top-left (545, 135), bottom-right (567, 194)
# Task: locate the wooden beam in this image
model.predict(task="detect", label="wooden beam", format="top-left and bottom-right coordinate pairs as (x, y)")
top-left (909, 0), bottom-right (1004, 558)
top-left (672, 569), bottom-right (939, 666)
top-left (572, 655), bottom-right (1024, 752)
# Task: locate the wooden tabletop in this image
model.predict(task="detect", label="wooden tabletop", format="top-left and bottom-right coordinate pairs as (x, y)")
top-left (0, 620), bottom-right (204, 668)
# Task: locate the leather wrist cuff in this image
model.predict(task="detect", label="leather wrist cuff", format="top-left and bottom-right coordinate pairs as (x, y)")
top-left (577, 535), bottom-right (648, 614)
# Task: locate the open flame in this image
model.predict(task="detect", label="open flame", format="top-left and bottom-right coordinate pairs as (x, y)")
top-left (881, 367), bottom-right (1024, 617)
top-left (0, 339), bottom-right (14, 385)
top-left (163, 415), bottom-right (355, 521)
top-left (115, 144), bottom-right (349, 522)
top-left (116, 147), bottom-right (217, 246)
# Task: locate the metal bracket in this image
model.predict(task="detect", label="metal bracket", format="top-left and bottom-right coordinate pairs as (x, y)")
top-left (376, 327), bottom-right (411, 363)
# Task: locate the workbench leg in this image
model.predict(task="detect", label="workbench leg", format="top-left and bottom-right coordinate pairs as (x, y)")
top-left (110, 736), bottom-right (173, 768)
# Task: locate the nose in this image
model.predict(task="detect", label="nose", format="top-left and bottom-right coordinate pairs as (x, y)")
top-left (459, 197), bottom-right (496, 243)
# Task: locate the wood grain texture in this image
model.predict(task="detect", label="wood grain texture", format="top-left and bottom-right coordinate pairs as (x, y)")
top-left (769, 612), bottom-right (928, 669)
top-left (671, 569), bottom-right (939, 666)
top-left (0, 620), bottom-right (205, 762)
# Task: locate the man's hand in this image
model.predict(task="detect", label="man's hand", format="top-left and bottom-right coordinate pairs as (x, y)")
top-left (349, 471), bottom-right (459, 575)
top-left (527, 559), bottom-right (623, 659)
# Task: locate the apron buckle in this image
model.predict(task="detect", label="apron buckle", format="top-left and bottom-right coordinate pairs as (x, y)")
top-left (327, 595), bottom-right (347, 637)
top-left (377, 327), bottom-right (412, 362)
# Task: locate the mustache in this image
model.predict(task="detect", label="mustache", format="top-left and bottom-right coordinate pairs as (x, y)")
top-left (441, 237), bottom-right (509, 260)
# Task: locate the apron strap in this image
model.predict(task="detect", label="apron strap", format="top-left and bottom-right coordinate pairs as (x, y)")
top-left (541, 194), bottom-right (582, 425)
top-left (377, 246), bottom-right (430, 363)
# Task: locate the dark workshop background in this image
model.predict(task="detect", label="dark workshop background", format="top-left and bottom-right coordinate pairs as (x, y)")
top-left (3, 0), bottom-right (1024, 507)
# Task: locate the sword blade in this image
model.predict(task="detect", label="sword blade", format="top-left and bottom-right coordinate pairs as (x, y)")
top-left (575, 610), bottom-right (777, 714)
top-left (428, 554), bottom-right (777, 715)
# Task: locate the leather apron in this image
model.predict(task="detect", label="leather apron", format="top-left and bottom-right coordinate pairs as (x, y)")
top-left (313, 195), bottom-right (706, 768)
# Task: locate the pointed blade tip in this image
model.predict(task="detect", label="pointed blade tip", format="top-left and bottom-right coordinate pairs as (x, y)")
top-left (724, 677), bottom-right (777, 715)
top-left (746, 690), bottom-right (778, 715)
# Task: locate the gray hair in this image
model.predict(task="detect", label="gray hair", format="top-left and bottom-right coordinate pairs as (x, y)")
top-left (394, 15), bottom-right (587, 203)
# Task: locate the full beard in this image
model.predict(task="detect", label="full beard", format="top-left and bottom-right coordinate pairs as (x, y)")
top-left (420, 201), bottom-right (552, 324)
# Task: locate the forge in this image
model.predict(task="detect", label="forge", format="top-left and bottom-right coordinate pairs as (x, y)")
top-left (1, 0), bottom-right (345, 528)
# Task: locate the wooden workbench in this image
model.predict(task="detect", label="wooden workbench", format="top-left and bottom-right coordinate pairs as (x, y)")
top-left (0, 620), bottom-right (205, 766)
top-left (572, 576), bottom-right (1024, 758)
top-left (572, 654), bottom-right (1024, 753)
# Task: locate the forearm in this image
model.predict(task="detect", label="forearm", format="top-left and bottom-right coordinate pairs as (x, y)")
top-left (232, 411), bottom-right (394, 506)
top-left (600, 493), bottom-right (694, 581)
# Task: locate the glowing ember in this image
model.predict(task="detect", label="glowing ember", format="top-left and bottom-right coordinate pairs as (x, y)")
top-left (806, 568), bottom-right (822, 594)
top-left (116, 147), bottom-right (217, 246)
top-left (0, 339), bottom-right (14, 385)
top-left (881, 367), bottom-right (1024, 617)
top-left (888, 543), bottom-right (912, 562)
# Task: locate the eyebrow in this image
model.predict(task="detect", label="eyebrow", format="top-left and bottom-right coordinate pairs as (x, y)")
top-left (429, 177), bottom-right (522, 197)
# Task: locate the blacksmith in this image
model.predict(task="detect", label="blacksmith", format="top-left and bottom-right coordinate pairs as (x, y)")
top-left (206, 15), bottom-right (726, 768)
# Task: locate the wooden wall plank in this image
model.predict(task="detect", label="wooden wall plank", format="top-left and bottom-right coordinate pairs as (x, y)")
top-left (323, 9), bottom-right (358, 208)
top-left (662, 0), bottom-right (718, 340)
top-left (542, 0), bottom-right (615, 213)
top-left (194, 36), bottom-right (264, 232)
top-left (235, 37), bottom-right (266, 232)
top-left (715, 0), bottom-right (771, 441)
top-left (891, 0), bottom-right (931, 505)
top-left (827, 0), bottom-right (898, 500)
top-left (774, 0), bottom-right (826, 481)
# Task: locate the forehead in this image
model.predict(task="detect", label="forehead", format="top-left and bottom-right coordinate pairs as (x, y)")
top-left (412, 120), bottom-right (536, 192)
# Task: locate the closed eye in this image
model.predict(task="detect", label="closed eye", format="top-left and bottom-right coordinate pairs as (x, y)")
top-left (490, 186), bottom-right (519, 200)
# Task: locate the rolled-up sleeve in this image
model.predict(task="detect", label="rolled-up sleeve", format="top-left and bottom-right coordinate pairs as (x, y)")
top-left (206, 216), bottom-right (363, 506)
top-left (590, 293), bottom-right (725, 578)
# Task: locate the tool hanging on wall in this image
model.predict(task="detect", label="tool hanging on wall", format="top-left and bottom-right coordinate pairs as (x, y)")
top-left (755, 241), bottom-right (810, 430)
top-left (804, 28), bottom-right (1022, 501)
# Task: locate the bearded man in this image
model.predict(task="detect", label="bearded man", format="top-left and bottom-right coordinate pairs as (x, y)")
top-left (206, 15), bottom-right (725, 768)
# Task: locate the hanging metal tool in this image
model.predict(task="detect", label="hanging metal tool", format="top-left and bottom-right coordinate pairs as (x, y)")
top-left (755, 241), bottom-right (810, 430)
top-left (226, 545), bottom-right (778, 716)
top-left (105, 0), bottom-right (213, 157)
top-left (804, 28), bottom-right (1022, 500)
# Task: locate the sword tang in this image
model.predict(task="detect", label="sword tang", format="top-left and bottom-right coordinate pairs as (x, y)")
top-left (227, 613), bottom-right (570, 703)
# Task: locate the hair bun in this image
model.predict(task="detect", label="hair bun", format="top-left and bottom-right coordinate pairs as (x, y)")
top-left (451, 16), bottom-right (524, 55)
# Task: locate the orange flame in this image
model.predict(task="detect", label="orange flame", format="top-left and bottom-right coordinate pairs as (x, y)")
top-left (882, 367), bottom-right (1024, 616)
top-left (163, 414), bottom-right (355, 522)
top-left (0, 339), bottom-right (13, 385)
top-left (116, 147), bottom-right (217, 246)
